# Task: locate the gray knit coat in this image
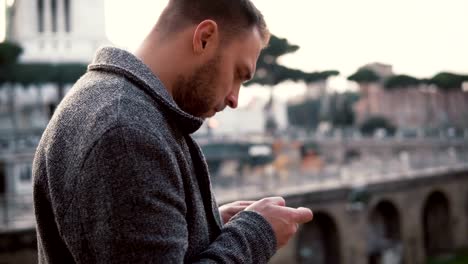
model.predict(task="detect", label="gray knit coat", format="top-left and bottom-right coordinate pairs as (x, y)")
top-left (32, 47), bottom-right (276, 263)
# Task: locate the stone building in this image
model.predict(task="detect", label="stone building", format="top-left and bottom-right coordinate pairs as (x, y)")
top-left (0, 0), bottom-right (108, 196)
top-left (354, 63), bottom-right (468, 130)
top-left (9, 0), bottom-right (107, 63)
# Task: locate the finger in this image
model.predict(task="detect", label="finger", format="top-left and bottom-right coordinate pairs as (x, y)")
top-left (271, 206), bottom-right (313, 224)
top-left (293, 207), bottom-right (313, 224)
top-left (236, 201), bottom-right (256, 206)
top-left (262, 196), bottom-right (286, 206)
top-left (222, 201), bottom-right (254, 207)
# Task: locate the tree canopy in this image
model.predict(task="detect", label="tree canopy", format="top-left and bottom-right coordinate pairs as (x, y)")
top-left (288, 99), bottom-right (321, 131)
top-left (0, 42), bottom-right (23, 65)
top-left (287, 92), bottom-right (359, 131)
top-left (0, 41), bottom-right (87, 88)
top-left (384, 74), bottom-right (421, 89)
top-left (324, 92), bottom-right (359, 128)
top-left (246, 35), bottom-right (339, 87)
top-left (429, 72), bottom-right (468, 90)
top-left (0, 63), bottom-right (87, 86)
top-left (349, 66), bottom-right (468, 91)
top-left (347, 68), bottom-right (380, 84)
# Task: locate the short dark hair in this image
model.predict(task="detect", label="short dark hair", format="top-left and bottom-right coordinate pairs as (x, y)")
top-left (158, 0), bottom-right (269, 44)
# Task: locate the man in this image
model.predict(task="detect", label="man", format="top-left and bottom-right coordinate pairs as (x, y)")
top-left (32, 0), bottom-right (313, 263)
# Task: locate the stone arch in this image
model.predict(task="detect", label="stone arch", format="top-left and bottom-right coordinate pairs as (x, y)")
top-left (296, 211), bottom-right (341, 264)
top-left (466, 191), bottom-right (468, 238)
top-left (367, 200), bottom-right (403, 264)
top-left (0, 160), bottom-right (5, 195)
top-left (422, 190), bottom-right (453, 257)
top-left (344, 149), bottom-right (361, 163)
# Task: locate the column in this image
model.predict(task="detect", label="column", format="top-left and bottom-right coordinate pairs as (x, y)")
top-left (43, 0), bottom-right (52, 34)
top-left (57, 0), bottom-right (65, 51)
top-left (64, 0), bottom-right (71, 33)
top-left (57, 0), bottom-right (65, 33)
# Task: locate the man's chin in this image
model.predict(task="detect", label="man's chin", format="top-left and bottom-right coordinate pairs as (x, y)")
top-left (196, 110), bottom-right (215, 119)
top-left (205, 111), bottom-right (217, 118)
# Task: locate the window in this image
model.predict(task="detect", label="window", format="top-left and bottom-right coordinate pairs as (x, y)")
top-left (19, 164), bottom-right (32, 182)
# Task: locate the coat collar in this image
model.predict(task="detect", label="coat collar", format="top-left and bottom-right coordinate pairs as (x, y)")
top-left (88, 46), bottom-right (204, 134)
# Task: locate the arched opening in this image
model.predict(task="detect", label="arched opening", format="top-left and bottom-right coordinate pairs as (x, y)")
top-left (466, 192), bottom-right (468, 238)
top-left (297, 212), bottom-right (341, 264)
top-left (0, 161), bottom-right (5, 195)
top-left (367, 200), bottom-right (403, 264)
top-left (423, 191), bottom-right (453, 257)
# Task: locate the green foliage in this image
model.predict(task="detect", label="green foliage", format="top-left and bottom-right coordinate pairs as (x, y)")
top-left (384, 74), bottom-right (421, 89)
top-left (301, 141), bottom-right (320, 156)
top-left (360, 116), bottom-right (396, 136)
top-left (420, 78), bottom-right (432, 84)
top-left (54, 63), bottom-right (88, 84)
top-left (348, 186), bottom-right (371, 205)
top-left (287, 92), bottom-right (359, 130)
top-left (246, 34), bottom-right (339, 87)
top-left (348, 68), bottom-right (380, 84)
top-left (260, 35), bottom-right (299, 64)
top-left (0, 41), bottom-right (87, 88)
top-left (265, 116), bottom-right (278, 134)
top-left (430, 72), bottom-right (468, 90)
top-left (323, 92), bottom-right (359, 127)
top-left (287, 99), bottom-right (322, 131)
top-left (0, 63), bottom-right (87, 86)
top-left (303, 70), bottom-right (340, 83)
top-left (426, 250), bottom-right (468, 264)
top-left (4, 63), bottom-right (55, 85)
top-left (0, 42), bottom-right (23, 65)
top-left (247, 64), bottom-right (299, 86)
top-left (247, 65), bottom-right (339, 86)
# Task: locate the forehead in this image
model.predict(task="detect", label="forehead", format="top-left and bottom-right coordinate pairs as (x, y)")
top-left (223, 28), bottom-right (263, 69)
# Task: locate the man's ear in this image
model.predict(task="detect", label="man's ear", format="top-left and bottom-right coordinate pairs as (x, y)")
top-left (193, 20), bottom-right (219, 54)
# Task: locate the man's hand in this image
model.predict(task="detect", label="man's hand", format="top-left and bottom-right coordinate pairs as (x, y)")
top-left (245, 197), bottom-right (313, 249)
top-left (219, 201), bottom-right (255, 224)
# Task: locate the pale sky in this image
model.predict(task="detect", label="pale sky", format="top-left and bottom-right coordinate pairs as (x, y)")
top-left (104, 0), bottom-right (468, 78)
top-left (1, 0), bottom-right (467, 101)
top-left (102, 0), bottom-right (468, 99)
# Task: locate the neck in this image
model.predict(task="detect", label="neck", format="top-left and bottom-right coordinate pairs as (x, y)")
top-left (135, 29), bottom-right (181, 96)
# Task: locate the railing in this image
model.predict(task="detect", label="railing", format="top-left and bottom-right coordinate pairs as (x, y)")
top-left (0, 194), bottom-right (34, 231)
top-left (195, 127), bottom-right (468, 143)
top-left (212, 150), bottom-right (468, 203)
top-left (0, 129), bottom-right (44, 153)
top-left (1, 151), bottom-right (467, 231)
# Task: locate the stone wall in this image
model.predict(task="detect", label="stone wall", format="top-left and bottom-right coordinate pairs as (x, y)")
top-left (270, 169), bottom-right (468, 264)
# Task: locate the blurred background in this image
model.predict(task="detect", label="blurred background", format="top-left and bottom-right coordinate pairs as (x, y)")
top-left (1, 0), bottom-right (468, 263)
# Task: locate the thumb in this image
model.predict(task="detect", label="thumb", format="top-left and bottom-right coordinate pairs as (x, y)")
top-left (293, 207), bottom-right (313, 224)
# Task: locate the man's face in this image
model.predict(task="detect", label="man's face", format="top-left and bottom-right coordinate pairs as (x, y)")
top-left (173, 28), bottom-right (264, 118)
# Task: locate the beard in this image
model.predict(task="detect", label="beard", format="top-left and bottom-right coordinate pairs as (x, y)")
top-left (172, 55), bottom-right (222, 118)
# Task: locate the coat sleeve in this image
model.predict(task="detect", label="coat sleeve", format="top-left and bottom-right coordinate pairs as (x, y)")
top-left (76, 125), bottom-right (277, 263)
